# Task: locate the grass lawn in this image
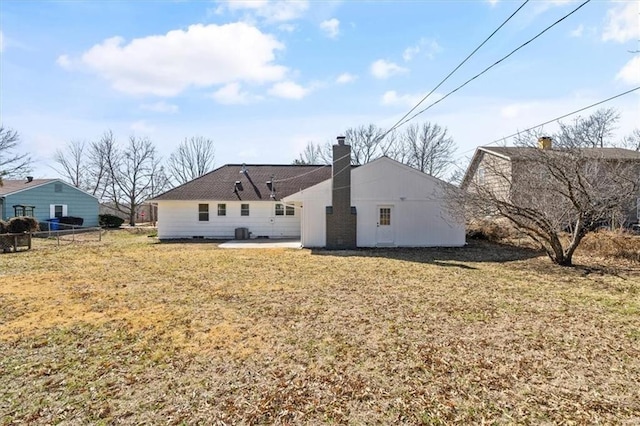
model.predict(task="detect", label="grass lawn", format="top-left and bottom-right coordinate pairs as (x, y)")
top-left (1, 231), bottom-right (639, 424)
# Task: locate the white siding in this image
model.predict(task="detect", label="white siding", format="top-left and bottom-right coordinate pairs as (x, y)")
top-left (157, 200), bottom-right (301, 239)
top-left (286, 157), bottom-right (465, 247)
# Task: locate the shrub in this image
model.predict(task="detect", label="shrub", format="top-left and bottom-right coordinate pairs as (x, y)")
top-left (6, 216), bottom-right (39, 233)
top-left (99, 214), bottom-right (125, 229)
top-left (466, 219), bottom-right (512, 242)
top-left (0, 220), bottom-right (7, 234)
top-left (59, 216), bottom-right (84, 226)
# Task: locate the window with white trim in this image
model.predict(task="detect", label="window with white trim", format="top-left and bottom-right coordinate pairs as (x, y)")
top-left (49, 204), bottom-right (68, 218)
top-left (275, 204), bottom-right (284, 216)
top-left (286, 205), bottom-right (295, 216)
top-left (198, 204), bottom-right (209, 221)
top-left (241, 203), bottom-right (250, 216)
top-left (217, 203), bottom-right (226, 216)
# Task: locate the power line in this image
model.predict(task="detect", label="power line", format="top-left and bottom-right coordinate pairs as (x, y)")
top-left (382, 0), bottom-right (531, 140)
top-left (390, 0), bottom-right (592, 133)
top-left (449, 85), bottom-right (640, 172)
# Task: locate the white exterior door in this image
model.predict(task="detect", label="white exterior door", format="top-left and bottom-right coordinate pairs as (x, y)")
top-left (376, 205), bottom-right (394, 246)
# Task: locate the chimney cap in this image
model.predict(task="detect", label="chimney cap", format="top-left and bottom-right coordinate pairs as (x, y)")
top-left (336, 135), bottom-right (346, 146)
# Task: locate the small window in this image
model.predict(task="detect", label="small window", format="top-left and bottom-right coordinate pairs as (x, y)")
top-left (477, 167), bottom-right (485, 185)
top-left (217, 203), bottom-right (226, 216)
top-left (50, 204), bottom-right (67, 218)
top-left (54, 183), bottom-right (63, 193)
top-left (286, 205), bottom-right (295, 216)
top-left (241, 203), bottom-right (250, 216)
top-left (275, 204), bottom-right (284, 216)
top-left (198, 204), bottom-right (209, 221)
top-left (379, 207), bottom-right (391, 226)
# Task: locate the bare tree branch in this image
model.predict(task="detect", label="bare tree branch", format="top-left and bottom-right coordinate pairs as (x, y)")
top-left (0, 126), bottom-right (32, 183)
top-left (167, 136), bottom-right (215, 185)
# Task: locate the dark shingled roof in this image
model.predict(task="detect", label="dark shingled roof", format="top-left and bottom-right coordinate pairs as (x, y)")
top-left (0, 179), bottom-right (57, 196)
top-left (481, 146), bottom-right (640, 160)
top-left (152, 164), bottom-right (332, 201)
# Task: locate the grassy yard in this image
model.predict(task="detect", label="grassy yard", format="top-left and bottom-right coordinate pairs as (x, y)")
top-left (1, 231), bottom-right (639, 424)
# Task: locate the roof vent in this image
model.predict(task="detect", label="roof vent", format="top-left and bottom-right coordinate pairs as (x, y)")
top-left (240, 164), bottom-right (247, 174)
top-left (26, 176), bottom-right (33, 183)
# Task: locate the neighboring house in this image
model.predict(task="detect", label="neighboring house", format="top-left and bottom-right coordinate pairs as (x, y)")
top-left (153, 137), bottom-right (465, 248)
top-left (461, 138), bottom-right (640, 225)
top-left (152, 164), bottom-right (333, 240)
top-left (0, 177), bottom-right (99, 226)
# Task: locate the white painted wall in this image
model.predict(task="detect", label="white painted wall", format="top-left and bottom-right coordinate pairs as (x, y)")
top-left (285, 157), bottom-right (465, 247)
top-left (157, 200), bottom-right (301, 239)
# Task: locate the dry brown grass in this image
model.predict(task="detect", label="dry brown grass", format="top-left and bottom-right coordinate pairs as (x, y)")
top-left (1, 232), bottom-right (639, 424)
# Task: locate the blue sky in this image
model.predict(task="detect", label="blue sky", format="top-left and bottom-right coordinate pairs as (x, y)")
top-left (1, 0), bottom-right (639, 179)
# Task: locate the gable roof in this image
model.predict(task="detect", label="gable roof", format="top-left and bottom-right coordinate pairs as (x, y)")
top-left (0, 179), bottom-right (58, 197)
top-left (284, 156), bottom-right (454, 201)
top-left (152, 164), bottom-right (333, 201)
top-left (480, 146), bottom-right (640, 161)
top-left (461, 146), bottom-right (640, 189)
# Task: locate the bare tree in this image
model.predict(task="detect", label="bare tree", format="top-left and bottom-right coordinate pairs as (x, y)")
top-left (167, 136), bottom-right (215, 185)
top-left (556, 108), bottom-right (620, 148)
top-left (53, 140), bottom-right (87, 189)
top-left (622, 129), bottom-right (640, 151)
top-left (344, 124), bottom-right (388, 165)
top-left (293, 141), bottom-right (332, 165)
top-left (0, 126), bottom-right (32, 184)
top-left (106, 136), bottom-right (168, 226)
top-left (394, 122), bottom-right (454, 178)
top-left (461, 111), bottom-right (640, 267)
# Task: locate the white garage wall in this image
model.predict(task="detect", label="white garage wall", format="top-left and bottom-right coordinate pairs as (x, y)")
top-left (157, 200), bottom-right (301, 239)
top-left (286, 157), bottom-right (465, 248)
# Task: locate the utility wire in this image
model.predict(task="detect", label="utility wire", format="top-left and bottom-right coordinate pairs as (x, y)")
top-left (389, 0), bottom-right (591, 133)
top-left (382, 0), bottom-right (531, 140)
top-left (449, 85), bottom-right (640, 173)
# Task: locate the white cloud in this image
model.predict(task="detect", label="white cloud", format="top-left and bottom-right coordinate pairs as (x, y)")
top-left (72, 23), bottom-right (288, 97)
top-left (268, 80), bottom-right (310, 99)
top-left (219, 0), bottom-right (309, 23)
top-left (140, 101), bottom-right (179, 114)
top-left (278, 23), bottom-right (297, 32)
top-left (0, 31), bottom-right (4, 52)
top-left (320, 18), bottom-right (340, 39)
top-left (56, 54), bottom-right (73, 69)
top-left (486, 0), bottom-right (499, 6)
top-left (381, 90), bottom-right (422, 107)
top-left (212, 82), bottom-right (260, 104)
top-left (130, 120), bottom-right (155, 134)
top-left (569, 24), bottom-right (584, 38)
top-left (370, 59), bottom-right (408, 79)
top-left (602, 1), bottom-right (640, 43)
top-left (616, 56), bottom-right (640, 85)
top-left (403, 38), bottom-right (442, 62)
top-left (336, 72), bottom-right (357, 84)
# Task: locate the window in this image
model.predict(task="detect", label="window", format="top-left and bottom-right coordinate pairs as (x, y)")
top-left (241, 203), bottom-right (250, 216)
top-left (50, 204), bottom-right (67, 218)
top-left (477, 167), bottom-right (486, 185)
top-left (276, 204), bottom-right (294, 216)
top-left (198, 204), bottom-right (209, 221)
top-left (54, 183), bottom-right (63, 193)
top-left (379, 207), bottom-right (391, 226)
top-left (217, 203), bottom-right (226, 216)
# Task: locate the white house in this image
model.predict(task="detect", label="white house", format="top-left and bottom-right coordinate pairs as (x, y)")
top-left (152, 164), bottom-right (332, 240)
top-left (153, 137), bottom-right (465, 247)
top-left (284, 139), bottom-right (465, 248)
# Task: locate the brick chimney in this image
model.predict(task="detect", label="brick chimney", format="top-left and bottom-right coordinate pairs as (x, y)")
top-left (538, 136), bottom-right (552, 150)
top-left (325, 136), bottom-right (357, 249)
